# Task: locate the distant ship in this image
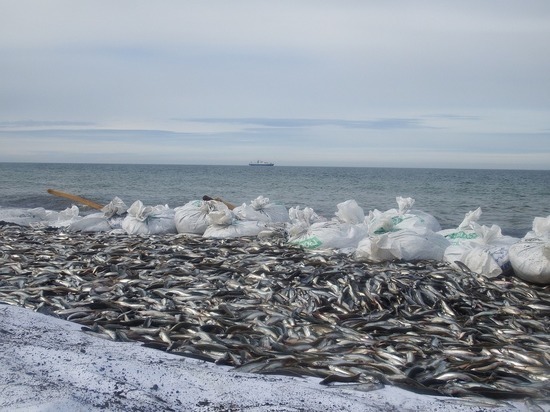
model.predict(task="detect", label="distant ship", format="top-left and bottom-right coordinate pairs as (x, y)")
top-left (249, 160), bottom-right (274, 166)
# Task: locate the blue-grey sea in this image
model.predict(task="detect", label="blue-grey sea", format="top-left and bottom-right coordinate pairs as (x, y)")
top-left (1, 162), bottom-right (549, 237)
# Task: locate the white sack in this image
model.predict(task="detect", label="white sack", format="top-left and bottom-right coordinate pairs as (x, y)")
top-left (365, 209), bottom-right (395, 235)
top-left (355, 228), bottom-right (450, 263)
top-left (334, 199), bottom-right (365, 224)
top-left (524, 215), bottom-right (550, 240)
top-left (57, 205), bottom-right (80, 222)
top-left (206, 208), bottom-right (234, 227)
top-left (289, 221), bottom-right (367, 250)
top-left (203, 220), bottom-right (268, 238)
top-left (41, 206), bottom-right (81, 228)
top-left (68, 212), bottom-right (113, 232)
top-left (509, 241), bottom-right (550, 285)
top-left (288, 206), bottom-right (326, 227)
top-left (444, 223), bottom-right (519, 278)
top-left (69, 197), bottom-right (128, 232)
top-left (287, 206), bottom-right (357, 250)
top-left (174, 200), bottom-right (222, 235)
top-left (107, 215), bottom-right (125, 230)
top-left (233, 196), bottom-right (289, 223)
top-left (203, 207), bottom-right (267, 238)
top-left (286, 206), bottom-right (326, 240)
top-left (101, 197), bottom-right (128, 218)
top-left (367, 197), bottom-right (441, 234)
top-left (354, 236), bottom-right (395, 263)
top-left (122, 200), bottom-right (176, 235)
top-left (0, 206), bottom-right (82, 228)
top-left (0, 207), bottom-right (48, 227)
top-left (38, 206), bottom-right (81, 228)
top-left (438, 207), bottom-right (482, 244)
top-left (509, 215), bottom-right (550, 284)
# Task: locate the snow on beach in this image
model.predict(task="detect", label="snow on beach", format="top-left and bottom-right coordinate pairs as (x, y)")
top-left (0, 305), bottom-right (535, 412)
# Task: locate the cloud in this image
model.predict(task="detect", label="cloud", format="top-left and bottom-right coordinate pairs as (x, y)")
top-left (0, 120), bottom-right (95, 128)
top-left (1, 123), bottom-right (548, 169)
top-left (180, 118), bottom-right (431, 130)
top-left (0, 1), bottom-right (549, 169)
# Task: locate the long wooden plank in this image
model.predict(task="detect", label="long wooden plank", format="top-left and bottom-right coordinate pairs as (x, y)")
top-left (47, 189), bottom-right (104, 210)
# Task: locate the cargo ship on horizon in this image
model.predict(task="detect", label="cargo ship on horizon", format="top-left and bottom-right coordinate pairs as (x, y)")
top-left (249, 160), bottom-right (274, 166)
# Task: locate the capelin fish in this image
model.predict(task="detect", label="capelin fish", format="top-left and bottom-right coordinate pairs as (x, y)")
top-left (320, 373), bottom-right (362, 385)
top-left (2, 223), bottom-right (550, 400)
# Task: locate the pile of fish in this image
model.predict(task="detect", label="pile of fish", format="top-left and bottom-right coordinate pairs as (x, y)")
top-left (1, 222), bottom-right (549, 402)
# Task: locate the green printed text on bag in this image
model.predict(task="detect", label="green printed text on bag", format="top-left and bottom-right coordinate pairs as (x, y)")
top-left (293, 236), bottom-right (323, 249)
top-left (446, 231), bottom-right (478, 240)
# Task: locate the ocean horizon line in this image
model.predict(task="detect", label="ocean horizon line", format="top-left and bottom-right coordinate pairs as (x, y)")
top-left (1, 161), bottom-right (549, 172)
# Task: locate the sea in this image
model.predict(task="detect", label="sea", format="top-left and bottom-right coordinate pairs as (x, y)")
top-left (1, 162), bottom-right (549, 238)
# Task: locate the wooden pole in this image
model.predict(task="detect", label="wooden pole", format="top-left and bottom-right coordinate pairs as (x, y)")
top-left (47, 189), bottom-right (104, 210)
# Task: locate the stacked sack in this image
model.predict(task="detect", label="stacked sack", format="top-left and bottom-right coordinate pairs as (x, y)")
top-left (174, 199), bottom-right (223, 235)
top-left (68, 197), bottom-right (128, 232)
top-left (287, 200), bottom-right (368, 251)
top-left (367, 196), bottom-right (441, 234)
top-left (0, 205), bottom-right (81, 228)
top-left (508, 215), bottom-right (550, 284)
top-left (355, 197), bottom-right (449, 263)
top-left (121, 200), bottom-right (176, 235)
top-left (441, 207), bottom-right (519, 278)
top-left (438, 207), bottom-right (482, 244)
top-left (175, 196), bottom-right (288, 239)
top-left (233, 195), bottom-right (289, 223)
top-left (203, 203), bottom-right (270, 239)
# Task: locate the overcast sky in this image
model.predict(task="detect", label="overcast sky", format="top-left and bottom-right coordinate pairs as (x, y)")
top-left (1, 1), bottom-right (549, 168)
